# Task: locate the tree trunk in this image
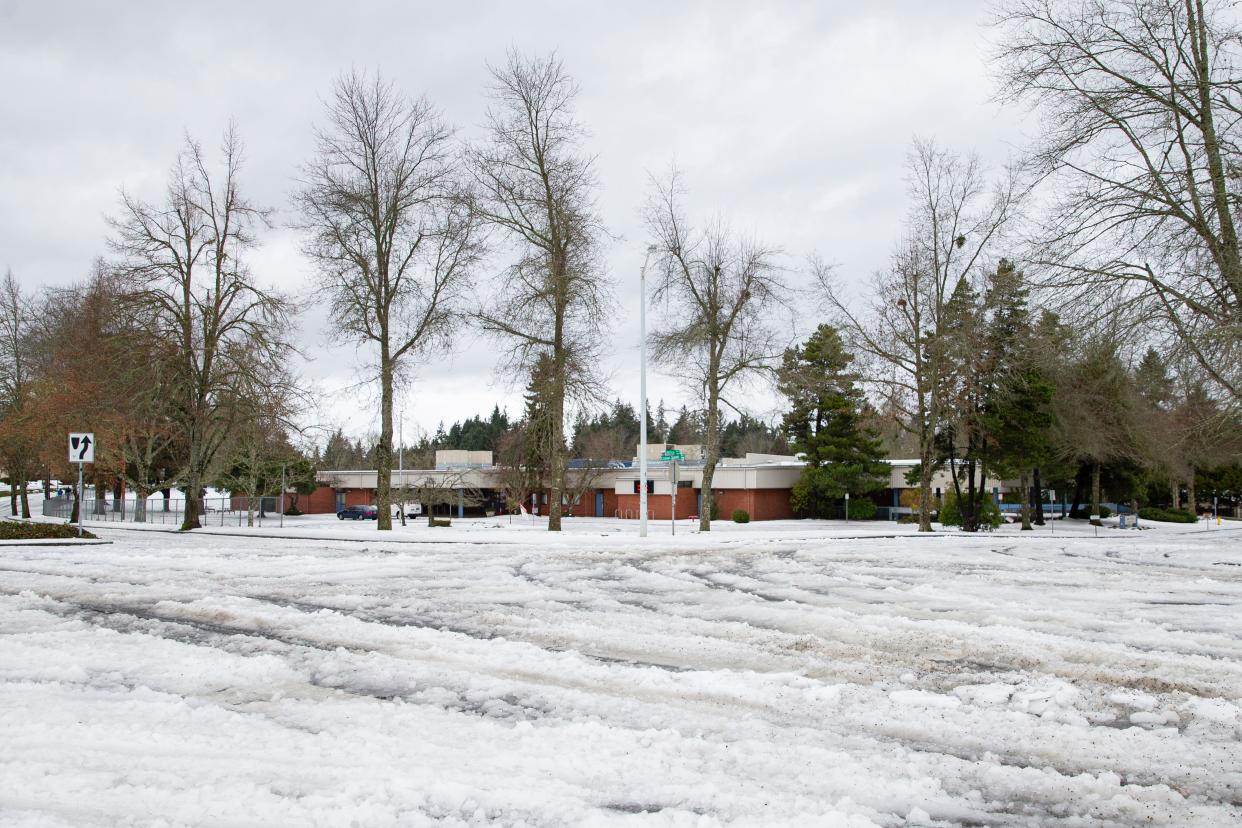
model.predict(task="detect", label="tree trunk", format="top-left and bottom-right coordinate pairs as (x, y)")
top-left (112, 479), bottom-right (123, 512)
top-left (93, 474), bottom-right (107, 515)
top-left (181, 473), bottom-right (203, 530)
top-left (1070, 466), bottom-right (1084, 517)
top-left (162, 488), bottom-right (171, 512)
top-left (247, 494), bottom-right (256, 527)
top-left (701, 388), bottom-right (720, 532)
top-left (19, 479), bottom-right (30, 519)
top-left (1170, 481), bottom-right (1181, 511)
top-left (917, 447), bottom-right (935, 533)
top-left (1020, 469), bottom-right (1032, 530)
top-left (1187, 473), bottom-right (1197, 516)
top-left (376, 349), bottom-right (394, 531)
top-left (547, 372), bottom-right (565, 532)
top-left (1032, 466), bottom-right (1045, 525)
top-left (134, 490), bottom-right (148, 523)
top-left (1090, 462), bottom-right (1102, 525)
top-left (8, 487), bottom-right (15, 517)
top-left (964, 460), bottom-right (979, 533)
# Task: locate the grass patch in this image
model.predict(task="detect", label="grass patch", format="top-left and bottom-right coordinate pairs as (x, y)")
top-left (0, 521), bottom-right (97, 540)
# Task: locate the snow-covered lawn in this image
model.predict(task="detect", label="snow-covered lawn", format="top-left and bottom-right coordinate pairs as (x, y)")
top-left (1, 523), bottom-right (1240, 826)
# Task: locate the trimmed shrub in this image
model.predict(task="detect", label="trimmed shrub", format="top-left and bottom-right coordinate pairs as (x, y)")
top-left (938, 490), bottom-right (1003, 531)
top-left (1069, 505), bottom-right (1112, 519)
top-left (1138, 506), bottom-right (1196, 524)
top-left (844, 497), bottom-right (877, 520)
top-left (731, 509), bottom-right (750, 523)
top-left (0, 522), bottom-right (96, 540)
top-left (429, 518), bottom-right (452, 528)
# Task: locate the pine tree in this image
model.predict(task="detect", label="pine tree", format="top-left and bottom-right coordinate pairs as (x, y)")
top-left (979, 260), bottom-right (1055, 529)
top-left (777, 325), bottom-right (888, 518)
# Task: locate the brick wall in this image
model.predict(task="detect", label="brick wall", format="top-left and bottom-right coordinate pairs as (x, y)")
top-left (343, 489), bottom-right (373, 508)
top-left (713, 489), bottom-right (794, 521)
top-left (301, 486), bottom-right (339, 514)
top-left (614, 491), bottom-right (698, 520)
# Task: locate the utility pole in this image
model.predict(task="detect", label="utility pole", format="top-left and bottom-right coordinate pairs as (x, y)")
top-left (639, 244), bottom-right (657, 537)
top-left (398, 412), bottom-right (404, 523)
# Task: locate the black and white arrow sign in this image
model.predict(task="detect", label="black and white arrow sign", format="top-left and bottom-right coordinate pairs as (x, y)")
top-left (69, 432), bottom-right (95, 464)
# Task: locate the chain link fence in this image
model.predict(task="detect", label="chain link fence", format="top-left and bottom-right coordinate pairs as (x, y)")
top-left (43, 496), bottom-right (288, 527)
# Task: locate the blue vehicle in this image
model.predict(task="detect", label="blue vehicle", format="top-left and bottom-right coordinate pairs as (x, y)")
top-left (337, 504), bottom-right (378, 520)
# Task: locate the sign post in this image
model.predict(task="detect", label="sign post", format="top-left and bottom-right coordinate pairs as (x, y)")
top-left (68, 433), bottom-right (94, 536)
top-left (845, 491), bottom-right (850, 524)
top-left (660, 449), bottom-right (685, 536)
top-left (671, 459), bottom-right (678, 536)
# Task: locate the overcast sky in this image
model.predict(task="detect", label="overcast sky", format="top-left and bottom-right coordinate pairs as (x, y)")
top-left (0, 1), bottom-right (1031, 448)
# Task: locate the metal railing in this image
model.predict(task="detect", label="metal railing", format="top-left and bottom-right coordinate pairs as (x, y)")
top-left (43, 496), bottom-right (288, 527)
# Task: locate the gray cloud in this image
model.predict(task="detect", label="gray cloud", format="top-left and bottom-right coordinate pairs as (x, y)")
top-left (0, 0), bottom-right (1029, 444)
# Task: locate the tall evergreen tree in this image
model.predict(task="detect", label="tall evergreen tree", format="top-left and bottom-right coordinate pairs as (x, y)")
top-left (980, 260), bottom-right (1055, 529)
top-left (777, 325), bottom-right (888, 518)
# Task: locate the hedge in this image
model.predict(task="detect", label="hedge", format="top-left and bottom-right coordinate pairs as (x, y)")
top-left (731, 509), bottom-right (750, 523)
top-left (844, 497), bottom-right (877, 520)
top-left (1069, 506), bottom-right (1112, 519)
top-left (1138, 507), bottom-right (1196, 524)
top-left (0, 522), bottom-right (97, 540)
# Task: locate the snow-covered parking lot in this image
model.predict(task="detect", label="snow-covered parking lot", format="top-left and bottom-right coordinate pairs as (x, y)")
top-left (1, 520), bottom-right (1241, 826)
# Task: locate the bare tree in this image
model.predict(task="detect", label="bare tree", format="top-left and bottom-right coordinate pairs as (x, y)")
top-left (0, 270), bottom-right (35, 517)
top-left (94, 272), bottom-right (181, 523)
top-left (820, 140), bottom-right (1020, 531)
top-left (645, 170), bottom-right (788, 532)
top-left (1050, 335), bottom-right (1148, 522)
top-left (109, 127), bottom-right (294, 530)
top-left (405, 471), bottom-right (482, 524)
top-left (468, 51), bottom-right (612, 532)
top-left (297, 71), bottom-right (480, 531)
top-left (494, 426), bottom-right (543, 516)
top-left (994, 0), bottom-right (1242, 399)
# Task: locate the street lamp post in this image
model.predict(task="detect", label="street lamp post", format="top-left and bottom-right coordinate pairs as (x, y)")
top-left (639, 244), bottom-right (658, 537)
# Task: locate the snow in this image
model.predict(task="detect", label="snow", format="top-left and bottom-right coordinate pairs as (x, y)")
top-left (1, 519), bottom-right (1241, 826)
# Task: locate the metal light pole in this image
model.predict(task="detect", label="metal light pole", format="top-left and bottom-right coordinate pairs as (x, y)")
top-left (280, 463), bottom-right (286, 529)
top-left (639, 244), bottom-right (658, 537)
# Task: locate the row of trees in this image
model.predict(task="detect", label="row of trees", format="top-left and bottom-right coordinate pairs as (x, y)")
top-left (799, 0), bottom-right (1242, 531)
top-left (0, 129), bottom-right (317, 529)
top-left (296, 52), bottom-right (793, 532)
